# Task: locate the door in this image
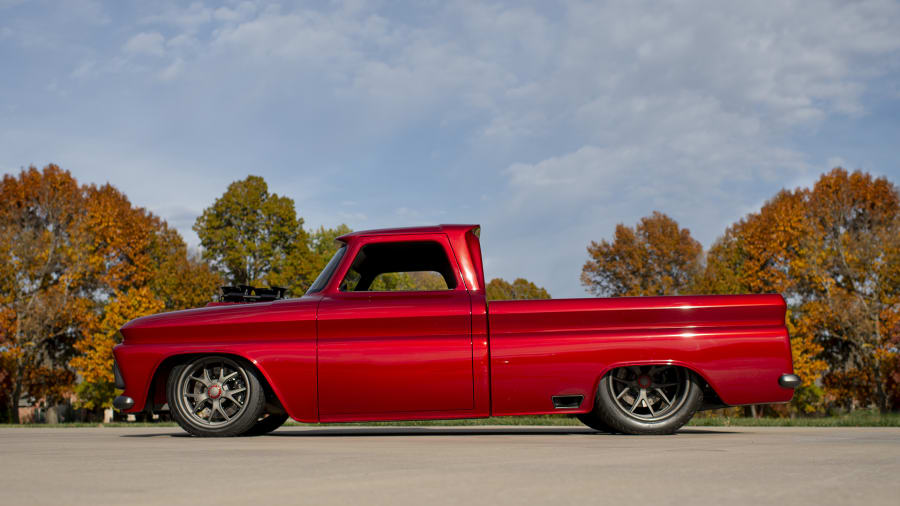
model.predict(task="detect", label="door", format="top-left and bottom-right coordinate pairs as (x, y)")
top-left (316, 236), bottom-right (474, 419)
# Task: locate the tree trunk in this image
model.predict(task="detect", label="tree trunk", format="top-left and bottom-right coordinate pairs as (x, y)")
top-left (874, 360), bottom-right (889, 414)
top-left (9, 384), bottom-right (21, 424)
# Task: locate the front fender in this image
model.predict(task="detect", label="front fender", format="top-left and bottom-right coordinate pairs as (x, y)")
top-left (113, 341), bottom-right (317, 422)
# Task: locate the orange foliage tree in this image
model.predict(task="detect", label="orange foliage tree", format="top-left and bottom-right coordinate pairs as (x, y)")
top-left (1, 166), bottom-right (94, 422)
top-left (700, 169), bottom-right (899, 412)
top-left (0, 165), bottom-right (220, 420)
top-left (581, 211), bottom-right (703, 296)
top-left (71, 183), bottom-right (221, 411)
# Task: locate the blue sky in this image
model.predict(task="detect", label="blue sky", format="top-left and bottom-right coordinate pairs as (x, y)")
top-left (2, 0), bottom-right (899, 297)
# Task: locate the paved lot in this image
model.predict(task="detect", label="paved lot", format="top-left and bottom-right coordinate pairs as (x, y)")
top-left (1, 425), bottom-right (898, 506)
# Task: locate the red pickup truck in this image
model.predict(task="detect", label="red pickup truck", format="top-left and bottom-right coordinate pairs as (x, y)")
top-left (113, 224), bottom-right (799, 436)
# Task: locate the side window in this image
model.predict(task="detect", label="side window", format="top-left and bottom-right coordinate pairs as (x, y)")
top-left (339, 241), bottom-right (458, 292)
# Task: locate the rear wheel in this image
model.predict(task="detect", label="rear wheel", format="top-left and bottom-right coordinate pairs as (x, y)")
top-left (167, 356), bottom-right (266, 437)
top-left (593, 365), bottom-right (702, 435)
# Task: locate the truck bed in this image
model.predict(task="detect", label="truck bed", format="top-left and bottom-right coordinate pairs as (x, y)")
top-left (487, 294), bottom-right (793, 415)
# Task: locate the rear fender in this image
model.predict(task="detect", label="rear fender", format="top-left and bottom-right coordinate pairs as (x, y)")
top-left (587, 360), bottom-right (724, 410)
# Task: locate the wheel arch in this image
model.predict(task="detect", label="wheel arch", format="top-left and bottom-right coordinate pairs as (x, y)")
top-left (588, 360), bottom-right (727, 411)
top-left (144, 352), bottom-right (287, 416)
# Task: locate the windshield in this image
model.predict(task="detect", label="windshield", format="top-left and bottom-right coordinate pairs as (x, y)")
top-left (306, 245), bottom-right (347, 294)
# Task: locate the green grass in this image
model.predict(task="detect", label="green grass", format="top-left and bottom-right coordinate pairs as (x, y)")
top-left (688, 411), bottom-right (900, 427)
top-left (2, 411), bottom-right (898, 428)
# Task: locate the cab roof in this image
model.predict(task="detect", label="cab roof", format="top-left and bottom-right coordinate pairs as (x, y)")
top-left (337, 224), bottom-right (479, 242)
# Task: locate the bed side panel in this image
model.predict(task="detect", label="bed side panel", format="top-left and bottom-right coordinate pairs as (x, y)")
top-left (488, 295), bottom-right (793, 415)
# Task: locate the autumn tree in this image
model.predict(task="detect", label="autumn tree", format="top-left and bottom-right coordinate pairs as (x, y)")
top-left (700, 169), bottom-right (900, 412)
top-left (486, 278), bottom-right (551, 301)
top-left (194, 176), bottom-right (314, 292)
top-left (70, 184), bottom-right (220, 411)
top-left (581, 211), bottom-right (703, 297)
top-left (802, 170), bottom-right (900, 412)
top-left (0, 166), bottom-right (94, 422)
top-left (698, 190), bottom-right (827, 412)
top-left (1, 165), bottom-right (221, 420)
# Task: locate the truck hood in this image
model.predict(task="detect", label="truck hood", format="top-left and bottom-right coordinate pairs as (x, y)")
top-left (119, 296), bottom-right (320, 344)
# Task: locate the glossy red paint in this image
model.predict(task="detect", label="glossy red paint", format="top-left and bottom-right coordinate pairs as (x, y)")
top-left (116, 297), bottom-right (321, 421)
top-left (114, 223), bottom-right (795, 422)
top-left (488, 294), bottom-right (793, 415)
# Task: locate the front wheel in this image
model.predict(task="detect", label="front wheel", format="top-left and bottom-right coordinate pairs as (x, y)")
top-left (167, 356), bottom-right (267, 437)
top-left (593, 365), bottom-right (702, 435)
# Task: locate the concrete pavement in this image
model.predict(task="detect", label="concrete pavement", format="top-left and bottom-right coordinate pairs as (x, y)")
top-left (1, 425), bottom-right (897, 505)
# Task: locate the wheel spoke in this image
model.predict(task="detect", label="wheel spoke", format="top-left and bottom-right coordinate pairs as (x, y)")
top-left (629, 391), bottom-right (643, 413)
top-left (223, 392), bottom-right (244, 407)
top-left (646, 393), bottom-right (656, 417)
top-left (616, 387), bottom-right (630, 400)
top-left (186, 392), bottom-right (208, 402)
top-left (222, 371), bottom-right (238, 382)
top-left (655, 388), bottom-right (672, 407)
top-left (190, 373), bottom-right (209, 386)
top-left (192, 397), bottom-right (209, 413)
top-left (216, 403), bottom-right (231, 421)
top-left (203, 367), bottom-right (214, 384)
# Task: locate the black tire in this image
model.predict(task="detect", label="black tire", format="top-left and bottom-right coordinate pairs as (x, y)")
top-left (167, 356), bottom-right (266, 437)
top-left (576, 411), bottom-right (618, 433)
top-left (594, 365), bottom-right (702, 435)
top-left (244, 412), bottom-right (290, 436)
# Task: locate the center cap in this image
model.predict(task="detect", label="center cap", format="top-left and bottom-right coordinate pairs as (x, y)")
top-left (637, 375), bottom-right (652, 389)
top-left (208, 385), bottom-right (222, 399)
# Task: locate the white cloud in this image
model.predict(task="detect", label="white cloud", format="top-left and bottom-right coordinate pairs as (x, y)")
top-left (4, 0), bottom-right (900, 297)
top-left (141, 1), bottom-right (212, 31)
top-left (158, 58), bottom-right (183, 81)
top-left (123, 31), bottom-right (165, 57)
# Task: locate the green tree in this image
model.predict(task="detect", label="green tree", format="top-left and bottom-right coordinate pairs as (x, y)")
top-left (581, 211), bottom-right (702, 297)
top-left (306, 224), bottom-right (352, 280)
top-left (486, 278), bottom-right (551, 301)
top-left (194, 176), bottom-right (313, 291)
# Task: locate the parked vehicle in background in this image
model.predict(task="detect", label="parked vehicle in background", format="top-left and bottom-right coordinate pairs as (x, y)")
top-left (113, 224), bottom-right (800, 437)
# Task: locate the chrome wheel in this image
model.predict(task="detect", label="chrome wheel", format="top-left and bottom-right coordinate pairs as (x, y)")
top-left (607, 365), bottom-right (690, 422)
top-left (176, 358), bottom-right (250, 428)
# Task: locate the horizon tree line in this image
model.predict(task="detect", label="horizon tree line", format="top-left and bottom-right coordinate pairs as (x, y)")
top-left (1, 166), bottom-right (896, 421)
